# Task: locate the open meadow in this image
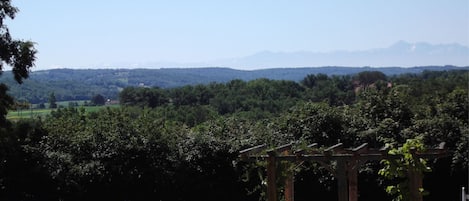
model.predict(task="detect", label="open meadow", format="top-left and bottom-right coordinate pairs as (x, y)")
top-left (6, 101), bottom-right (120, 120)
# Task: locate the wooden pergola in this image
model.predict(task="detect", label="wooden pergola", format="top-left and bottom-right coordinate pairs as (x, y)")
top-left (239, 142), bottom-right (447, 201)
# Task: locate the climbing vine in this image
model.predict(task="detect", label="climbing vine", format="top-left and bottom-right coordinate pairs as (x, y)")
top-left (378, 138), bottom-right (431, 201)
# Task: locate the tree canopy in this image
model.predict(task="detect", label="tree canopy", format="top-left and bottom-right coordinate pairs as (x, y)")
top-left (90, 94), bottom-right (106, 106)
top-left (1, 70), bottom-right (468, 200)
top-left (0, 0), bottom-right (36, 124)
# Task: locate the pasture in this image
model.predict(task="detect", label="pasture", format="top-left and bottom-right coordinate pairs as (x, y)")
top-left (6, 101), bottom-right (120, 120)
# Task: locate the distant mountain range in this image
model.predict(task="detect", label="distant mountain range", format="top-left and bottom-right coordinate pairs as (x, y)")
top-left (126, 41), bottom-right (469, 69)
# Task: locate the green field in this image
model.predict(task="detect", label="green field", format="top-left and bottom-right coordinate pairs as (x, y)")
top-left (7, 109), bottom-right (51, 120)
top-left (7, 102), bottom-right (120, 120)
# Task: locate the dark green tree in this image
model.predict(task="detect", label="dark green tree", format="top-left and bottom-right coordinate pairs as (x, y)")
top-left (0, 0), bottom-right (37, 125)
top-left (90, 94), bottom-right (106, 106)
top-left (37, 102), bottom-right (45, 109)
top-left (278, 102), bottom-right (351, 145)
top-left (301, 74), bottom-right (318, 88)
top-left (48, 92), bottom-right (57, 109)
top-left (355, 71), bottom-right (387, 88)
top-left (120, 87), bottom-right (168, 108)
top-left (301, 74), bottom-right (355, 105)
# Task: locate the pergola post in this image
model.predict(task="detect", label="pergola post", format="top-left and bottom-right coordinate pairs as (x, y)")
top-left (408, 169), bottom-right (423, 201)
top-left (284, 148), bottom-right (294, 201)
top-left (348, 161), bottom-right (358, 201)
top-left (267, 152), bottom-right (277, 201)
top-left (337, 159), bottom-right (348, 201)
top-left (285, 173), bottom-right (294, 201)
top-left (348, 143), bottom-right (367, 201)
top-left (409, 149), bottom-right (423, 201)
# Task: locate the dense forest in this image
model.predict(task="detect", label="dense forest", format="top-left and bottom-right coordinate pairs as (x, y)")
top-left (1, 66), bottom-right (467, 104)
top-left (0, 69), bottom-right (467, 201)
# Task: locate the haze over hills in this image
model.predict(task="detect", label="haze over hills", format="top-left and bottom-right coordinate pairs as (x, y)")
top-left (110, 41), bottom-right (469, 70)
top-left (1, 66), bottom-right (468, 104)
top-left (221, 41), bottom-right (469, 69)
top-left (2, 39), bottom-right (469, 103)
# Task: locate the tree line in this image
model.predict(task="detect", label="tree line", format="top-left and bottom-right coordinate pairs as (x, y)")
top-left (2, 66), bottom-right (467, 104)
top-left (1, 70), bottom-right (467, 201)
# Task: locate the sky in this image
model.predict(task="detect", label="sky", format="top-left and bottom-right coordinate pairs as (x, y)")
top-left (6, 0), bottom-right (469, 70)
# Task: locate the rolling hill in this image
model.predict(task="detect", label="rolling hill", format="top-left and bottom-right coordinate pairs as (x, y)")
top-left (1, 65), bottom-right (467, 103)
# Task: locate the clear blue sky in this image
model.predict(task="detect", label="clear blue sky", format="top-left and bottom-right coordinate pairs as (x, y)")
top-left (7, 0), bottom-right (469, 69)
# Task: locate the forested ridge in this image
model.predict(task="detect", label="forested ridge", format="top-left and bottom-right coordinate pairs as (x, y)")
top-left (1, 66), bottom-right (467, 104)
top-left (0, 70), bottom-right (468, 201)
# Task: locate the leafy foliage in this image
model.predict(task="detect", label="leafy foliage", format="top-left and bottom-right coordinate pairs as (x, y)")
top-left (379, 138), bottom-right (431, 201)
top-left (0, 0), bottom-right (36, 124)
top-left (0, 69), bottom-right (467, 201)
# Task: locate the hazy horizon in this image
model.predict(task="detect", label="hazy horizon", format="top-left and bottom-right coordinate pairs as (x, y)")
top-left (7, 0), bottom-right (469, 70)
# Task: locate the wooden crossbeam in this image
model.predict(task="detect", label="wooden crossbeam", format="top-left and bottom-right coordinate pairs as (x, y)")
top-left (294, 143), bottom-right (317, 155)
top-left (325, 143), bottom-right (344, 156)
top-left (267, 143), bottom-right (294, 155)
top-left (325, 143), bottom-right (344, 152)
top-left (240, 150), bottom-right (446, 162)
top-left (239, 143), bottom-right (448, 159)
top-left (379, 144), bottom-right (390, 152)
top-left (352, 143), bottom-right (368, 154)
top-left (239, 144), bottom-right (266, 155)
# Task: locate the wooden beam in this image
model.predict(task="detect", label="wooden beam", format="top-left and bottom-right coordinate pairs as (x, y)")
top-left (409, 148), bottom-right (423, 201)
top-left (352, 143), bottom-right (368, 154)
top-left (408, 169), bottom-right (423, 201)
top-left (244, 152), bottom-right (403, 162)
top-left (284, 147), bottom-right (294, 201)
top-left (348, 160), bottom-right (358, 201)
top-left (337, 159), bottom-right (348, 201)
top-left (267, 153), bottom-right (277, 201)
top-left (348, 143), bottom-right (367, 201)
top-left (285, 174), bottom-right (294, 201)
top-left (239, 144), bottom-right (266, 156)
top-left (271, 143), bottom-right (294, 154)
top-left (325, 143), bottom-right (344, 157)
top-left (294, 143), bottom-right (317, 155)
top-left (325, 143), bottom-right (344, 152)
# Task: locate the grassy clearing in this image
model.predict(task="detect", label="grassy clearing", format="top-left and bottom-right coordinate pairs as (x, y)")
top-left (7, 102), bottom-right (120, 120)
top-left (7, 109), bottom-right (51, 120)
